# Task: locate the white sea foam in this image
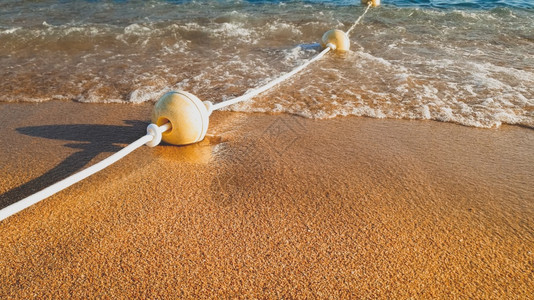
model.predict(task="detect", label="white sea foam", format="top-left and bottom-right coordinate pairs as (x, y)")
top-left (266, 22), bottom-right (303, 36)
top-left (0, 27), bottom-right (21, 35)
top-left (1, 2), bottom-right (532, 129)
top-left (124, 24), bottom-right (152, 35)
top-left (129, 86), bottom-right (169, 104)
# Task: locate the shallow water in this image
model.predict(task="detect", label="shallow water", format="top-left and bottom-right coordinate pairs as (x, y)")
top-left (0, 0), bottom-right (533, 128)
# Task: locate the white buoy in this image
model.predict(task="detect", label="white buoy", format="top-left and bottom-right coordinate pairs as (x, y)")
top-left (321, 29), bottom-right (350, 52)
top-left (362, 0), bottom-right (380, 7)
top-left (151, 91), bottom-right (213, 145)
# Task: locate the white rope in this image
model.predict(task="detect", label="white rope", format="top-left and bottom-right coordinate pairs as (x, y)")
top-left (346, 2), bottom-right (372, 36)
top-left (212, 2), bottom-right (373, 111)
top-left (0, 3), bottom-right (374, 222)
top-left (0, 123), bottom-right (171, 221)
top-left (212, 45), bottom-right (333, 111)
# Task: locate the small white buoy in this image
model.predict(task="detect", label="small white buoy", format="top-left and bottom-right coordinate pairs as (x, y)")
top-left (151, 91), bottom-right (213, 145)
top-left (362, 0), bottom-right (380, 7)
top-left (321, 29), bottom-right (350, 52)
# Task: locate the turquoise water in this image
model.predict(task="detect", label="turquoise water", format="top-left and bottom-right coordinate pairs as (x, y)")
top-left (0, 0), bottom-right (532, 128)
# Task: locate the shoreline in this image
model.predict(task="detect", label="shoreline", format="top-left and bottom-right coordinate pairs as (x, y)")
top-left (1, 101), bottom-right (533, 297)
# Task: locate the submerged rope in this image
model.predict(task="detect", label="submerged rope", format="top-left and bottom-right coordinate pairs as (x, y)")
top-left (212, 2), bottom-right (373, 111)
top-left (0, 123), bottom-right (171, 222)
top-left (346, 2), bottom-right (372, 36)
top-left (212, 45), bottom-right (334, 110)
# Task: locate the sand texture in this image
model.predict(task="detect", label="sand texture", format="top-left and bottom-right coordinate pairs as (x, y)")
top-left (1, 101), bottom-right (533, 298)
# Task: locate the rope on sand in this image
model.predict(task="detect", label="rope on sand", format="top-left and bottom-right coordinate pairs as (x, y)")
top-left (0, 123), bottom-right (170, 221)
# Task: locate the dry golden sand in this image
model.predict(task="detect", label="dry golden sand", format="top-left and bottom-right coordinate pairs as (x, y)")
top-left (0, 101), bottom-right (533, 298)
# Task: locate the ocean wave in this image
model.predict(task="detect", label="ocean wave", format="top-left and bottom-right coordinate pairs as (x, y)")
top-left (0, 2), bottom-right (532, 129)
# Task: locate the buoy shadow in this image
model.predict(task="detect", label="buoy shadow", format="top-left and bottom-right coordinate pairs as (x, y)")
top-left (298, 43), bottom-right (321, 51)
top-left (0, 121), bottom-right (148, 210)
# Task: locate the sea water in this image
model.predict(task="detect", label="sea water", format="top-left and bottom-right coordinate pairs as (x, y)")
top-left (0, 0), bottom-right (532, 128)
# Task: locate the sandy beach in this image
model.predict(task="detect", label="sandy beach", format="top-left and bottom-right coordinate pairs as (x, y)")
top-left (0, 101), bottom-right (532, 297)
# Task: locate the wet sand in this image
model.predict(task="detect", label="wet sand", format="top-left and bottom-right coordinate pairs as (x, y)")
top-left (0, 101), bottom-right (533, 298)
